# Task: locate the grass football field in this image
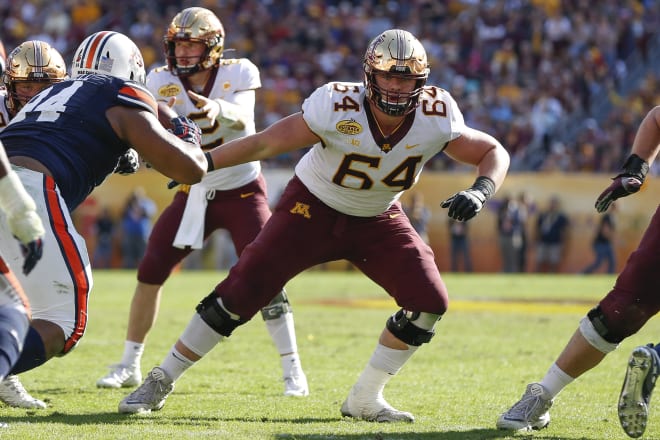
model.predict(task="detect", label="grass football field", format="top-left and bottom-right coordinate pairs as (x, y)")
top-left (2, 270), bottom-right (658, 439)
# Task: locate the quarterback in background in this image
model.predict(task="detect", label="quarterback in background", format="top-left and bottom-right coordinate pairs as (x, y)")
top-left (119, 29), bottom-right (509, 420)
top-left (97, 7), bottom-right (308, 397)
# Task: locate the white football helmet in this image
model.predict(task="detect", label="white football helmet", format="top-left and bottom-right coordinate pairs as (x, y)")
top-left (363, 29), bottom-right (429, 116)
top-left (71, 31), bottom-right (146, 84)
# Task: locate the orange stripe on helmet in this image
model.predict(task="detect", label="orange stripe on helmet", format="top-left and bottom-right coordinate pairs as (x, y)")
top-left (84, 31), bottom-right (112, 70)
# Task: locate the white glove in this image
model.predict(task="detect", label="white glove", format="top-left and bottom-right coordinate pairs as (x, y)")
top-left (0, 171), bottom-right (45, 274)
top-left (0, 171), bottom-right (44, 244)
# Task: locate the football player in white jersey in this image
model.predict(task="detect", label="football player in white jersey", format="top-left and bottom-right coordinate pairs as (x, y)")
top-left (0, 51), bottom-right (39, 406)
top-left (98, 7), bottom-right (309, 397)
top-left (120, 29), bottom-right (509, 419)
top-left (0, 40), bottom-right (66, 409)
top-left (0, 138), bottom-right (44, 426)
top-left (496, 106), bottom-right (660, 436)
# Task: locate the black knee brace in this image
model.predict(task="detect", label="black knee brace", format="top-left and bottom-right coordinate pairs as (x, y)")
top-left (587, 305), bottom-right (623, 343)
top-left (386, 309), bottom-right (438, 346)
top-left (196, 292), bottom-right (245, 337)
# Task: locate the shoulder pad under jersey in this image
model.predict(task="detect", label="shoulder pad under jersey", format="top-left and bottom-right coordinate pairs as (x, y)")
top-left (118, 82), bottom-right (158, 116)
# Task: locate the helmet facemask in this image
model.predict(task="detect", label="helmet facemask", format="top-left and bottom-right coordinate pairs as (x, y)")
top-left (363, 29), bottom-right (429, 117)
top-left (2, 40), bottom-right (67, 113)
top-left (163, 7), bottom-right (225, 77)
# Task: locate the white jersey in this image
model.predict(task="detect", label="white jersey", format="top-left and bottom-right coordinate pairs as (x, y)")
top-left (147, 58), bottom-right (261, 190)
top-left (297, 82), bottom-right (465, 217)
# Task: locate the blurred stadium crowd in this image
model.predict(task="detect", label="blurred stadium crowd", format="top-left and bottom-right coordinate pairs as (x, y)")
top-left (1, 0), bottom-right (659, 174)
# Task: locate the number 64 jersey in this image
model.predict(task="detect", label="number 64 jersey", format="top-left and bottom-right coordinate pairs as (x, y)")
top-left (296, 81), bottom-right (466, 217)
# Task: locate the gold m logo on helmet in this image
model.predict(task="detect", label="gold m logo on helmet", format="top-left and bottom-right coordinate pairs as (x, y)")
top-left (290, 202), bottom-right (311, 219)
top-left (159, 84), bottom-right (181, 97)
top-left (336, 119), bottom-right (363, 135)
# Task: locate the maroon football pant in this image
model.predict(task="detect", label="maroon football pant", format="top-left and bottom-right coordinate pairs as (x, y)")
top-left (138, 174), bottom-right (271, 284)
top-left (214, 176), bottom-right (449, 320)
top-left (599, 204), bottom-right (660, 340)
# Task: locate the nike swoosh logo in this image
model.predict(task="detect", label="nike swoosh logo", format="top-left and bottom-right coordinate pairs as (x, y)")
top-left (240, 192), bottom-right (255, 198)
top-left (389, 213), bottom-right (401, 219)
top-left (405, 144), bottom-right (420, 150)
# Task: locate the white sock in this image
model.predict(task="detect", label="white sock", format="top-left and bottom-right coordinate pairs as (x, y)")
top-left (281, 353), bottom-right (303, 379)
top-left (265, 312), bottom-right (298, 355)
top-left (160, 346), bottom-right (195, 382)
top-left (120, 341), bottom-right (144, 368)
top-left (540, 362), bottom-right (575, 398)
top-left (351, 364), bottom-right (391, 399)
top-left (179, 314), bottom-right (224, 357)
top-left (368, 343), bottom-right (418, 375)
top-left (350, 344), bottom-right (418, 400)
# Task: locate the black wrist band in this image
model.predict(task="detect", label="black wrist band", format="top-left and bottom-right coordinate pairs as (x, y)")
top-left (470, 176), bottom-right (495, 200)
top-left (204, 151), bottom-right (215, 172)
top-left (620, 153), bottom-right (649, 182)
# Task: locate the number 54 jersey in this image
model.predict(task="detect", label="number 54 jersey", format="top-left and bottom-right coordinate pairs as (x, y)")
top-left (297, 81), bottom-right (466, 217)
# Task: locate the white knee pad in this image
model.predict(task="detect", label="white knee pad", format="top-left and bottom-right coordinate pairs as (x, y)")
top-left (579, 316), bottom-right (618, 354)
top-left (179, 313), bottom-right (224, 357)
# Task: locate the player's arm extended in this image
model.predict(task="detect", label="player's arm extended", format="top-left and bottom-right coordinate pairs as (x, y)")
top-left (207, 112), bottom-right (321, 169)
top-left (593, 105), bottom-right (660, 213)
top-left (443, 126), bottom-right (510, 191)
top-left (629, 105), bottom-right (660, 164)
top-left (107, 106), bottom-right (208, 185)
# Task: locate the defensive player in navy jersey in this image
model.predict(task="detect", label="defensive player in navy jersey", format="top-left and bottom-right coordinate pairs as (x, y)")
top-left (0, 31), bottom-right (208, 403)
top-left (119, 29), bottom-right (510, 420)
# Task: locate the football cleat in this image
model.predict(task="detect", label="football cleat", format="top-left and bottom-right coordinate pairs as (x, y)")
top-left (283, 372), bottom-right (309, 397)
top-left (340, 387), bottom-right (414, 422)
top-left (618, 344), bottom-right (660, 438)
top-left (0, 375), bottom-right (46, 409)
top-left (497, 383), bottom-right (552, 431)
top-left (97, 363), bottom-right (142, 388)
top-left (118, 367), bottom-right (174, 414)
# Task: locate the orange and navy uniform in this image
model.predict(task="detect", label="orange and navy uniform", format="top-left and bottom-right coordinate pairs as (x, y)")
top-left (0, 74), bottom-right (156, 210)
